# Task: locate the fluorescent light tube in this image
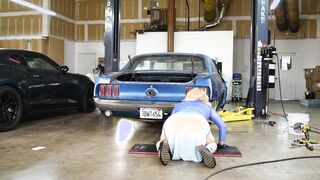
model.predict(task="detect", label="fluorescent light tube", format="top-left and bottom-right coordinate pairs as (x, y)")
top-left (270, 0), bottom-right (281, 10)
top-left (10, 0), bottom-right (56, 16)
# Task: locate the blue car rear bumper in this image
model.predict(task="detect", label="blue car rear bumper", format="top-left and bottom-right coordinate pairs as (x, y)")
top-left (109, 110), bottom-right (171, 121)
top-left (94, 98), bottom-right (176, 120)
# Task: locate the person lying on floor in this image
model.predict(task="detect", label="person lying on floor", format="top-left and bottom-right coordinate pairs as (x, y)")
top-left (156, 88), bottom-right (227, 168)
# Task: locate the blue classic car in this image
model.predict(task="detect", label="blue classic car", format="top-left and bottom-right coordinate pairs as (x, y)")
top-left (94, 53), bottom-right (227, 120)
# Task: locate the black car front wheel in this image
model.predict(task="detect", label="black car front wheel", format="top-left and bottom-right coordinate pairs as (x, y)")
top-left (0, 86), bottom-right (23, 132)
top-left (80, 86), bottom-right (96, 113)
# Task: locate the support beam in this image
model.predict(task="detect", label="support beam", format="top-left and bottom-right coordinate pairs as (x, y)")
top-left (167, 0), bottom-right (175, 52)
top-left (42, 0), bottom-right (49, 37)
top-left (246, 0), bottom-right (269, 119)
top-left (104, 0), bottom-right (120, 73)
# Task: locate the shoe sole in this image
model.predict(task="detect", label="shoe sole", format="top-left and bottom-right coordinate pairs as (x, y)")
top-left (160, 140), bottom-right (170, 166)
top-left (197, 145), bottom-right (216, 168)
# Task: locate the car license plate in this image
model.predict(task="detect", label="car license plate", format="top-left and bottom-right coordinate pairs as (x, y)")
top-left (140, 108), bottom-right (163, 119)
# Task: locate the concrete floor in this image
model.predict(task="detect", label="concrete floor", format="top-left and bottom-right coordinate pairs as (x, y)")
top-left (1, 101), bottom-right (320, 180)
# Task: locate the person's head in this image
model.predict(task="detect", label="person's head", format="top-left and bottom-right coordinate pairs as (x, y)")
top-left (184, 88), bottom-right (209, 104)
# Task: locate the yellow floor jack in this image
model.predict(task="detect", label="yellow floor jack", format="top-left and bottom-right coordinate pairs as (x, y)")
top-left (290, 125), bottom-right (320, 151)
top-left (218, 106), bottom-right (255, 122)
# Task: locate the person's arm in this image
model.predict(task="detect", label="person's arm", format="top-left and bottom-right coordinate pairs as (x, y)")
top-left (209, 108), bottom-right (227, 144)
top-left (171, 102), bottom-right (182, 114)
top-left (171, 106), bottom-right (177, 114)
top-left (171, 108), bottom-right (176, 114)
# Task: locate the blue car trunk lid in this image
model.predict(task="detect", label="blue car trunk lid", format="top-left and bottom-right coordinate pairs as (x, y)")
top-left (96, 71), bottom-right (210, 102)
top-left (115, 83), bottom-right (189, 102)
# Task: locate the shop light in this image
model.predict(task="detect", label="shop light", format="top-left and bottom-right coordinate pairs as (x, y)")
top-left (10, 0), bottom-right (56, 16)
top-left (270, 0), bottom-right (281, 10)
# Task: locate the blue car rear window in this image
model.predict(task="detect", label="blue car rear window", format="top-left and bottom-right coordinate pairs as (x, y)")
top-left (132, 56), bottom-right (205, 72)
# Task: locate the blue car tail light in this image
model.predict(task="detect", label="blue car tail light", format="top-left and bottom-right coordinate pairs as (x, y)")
top-left (113, 85), bottom-right (119, 97)
top-left (99, 84), bottom-right (120, 97)
top-left (99, 85), bottom-right (106, 97)
top-left (185, 87), bottom-right (192, 94)
top-left (106, 85), bottom-right (112, 97)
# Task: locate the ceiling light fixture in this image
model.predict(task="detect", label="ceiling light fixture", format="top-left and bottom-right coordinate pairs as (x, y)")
top-left (270, 0), bottom-right (281, 10)
top-left (10, 0), bottom-right (56, 16)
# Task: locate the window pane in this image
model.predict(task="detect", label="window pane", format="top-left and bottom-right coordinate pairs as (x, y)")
top-left (25, 56), bottom-right (57, 71)
top-left (8, 54), bottom-right (27, 66)
top-left (133, 56), bottom-right (205, 72)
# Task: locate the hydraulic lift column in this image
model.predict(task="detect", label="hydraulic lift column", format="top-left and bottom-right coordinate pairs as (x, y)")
top-left (104, 0), bottom-right (120, 73)
top-left (246, 0), bottom-right (270, 119)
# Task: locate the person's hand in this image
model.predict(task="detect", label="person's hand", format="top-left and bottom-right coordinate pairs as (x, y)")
top-left (217, 143), bottom-right (229, 149)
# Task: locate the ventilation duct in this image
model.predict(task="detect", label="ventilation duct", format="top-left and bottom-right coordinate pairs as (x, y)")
top-left (203, 0), bottom-right (217, 23)
top-left (200, 0), bottom-right (232, 31)
top-left (287, 0), bottom-right (299, 33)
top-left (275, 0), bottom-right (288, 31)
top-left (274, 0), bottom-right (300, 33)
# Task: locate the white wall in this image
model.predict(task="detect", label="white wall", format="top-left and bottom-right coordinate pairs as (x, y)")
top-left (64, 40), bottom-right (76, 73)
top-left (234, 39), bottom-right (320, 100)
top-left (136, 31), bottom-right (234, 99)
top-left (64, 41), bottom-right (136, 73)
top-left (64, 37), bottom-right (320, 100)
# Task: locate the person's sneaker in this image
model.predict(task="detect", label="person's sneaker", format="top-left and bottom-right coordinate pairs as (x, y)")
top-left (159, 140), bottom-right (170, 166)
top-left (197, 145), bottom-right (216, 168)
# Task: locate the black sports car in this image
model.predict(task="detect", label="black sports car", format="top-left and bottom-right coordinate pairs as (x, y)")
top-left (0, 49), bottom-right (95, 131)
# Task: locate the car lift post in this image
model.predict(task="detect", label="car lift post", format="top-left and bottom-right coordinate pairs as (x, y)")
top-left (246, 0), bottom-right (275, 119)
top-left (104, 0), bottom-right (120, 73)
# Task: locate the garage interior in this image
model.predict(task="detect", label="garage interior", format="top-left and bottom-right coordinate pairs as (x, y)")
top-left (1, 0), bottom-right (320, 179)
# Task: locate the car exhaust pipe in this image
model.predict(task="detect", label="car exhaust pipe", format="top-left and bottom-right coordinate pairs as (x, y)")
top-left (275, 0), bottom-right (288, 31)
top-left (287, 0), bottom-right (300, 33)
top-left (104, 110), bottom-right (112, 117)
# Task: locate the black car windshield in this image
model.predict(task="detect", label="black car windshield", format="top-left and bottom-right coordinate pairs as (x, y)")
top-left (131, 56), bottom-right (205, 72)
